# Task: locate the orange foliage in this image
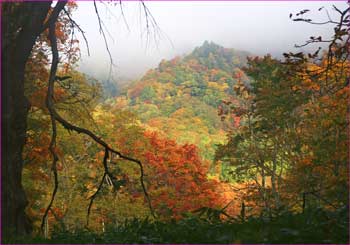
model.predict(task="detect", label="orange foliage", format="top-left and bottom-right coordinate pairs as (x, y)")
top-left (141, 131), bottom-right (222, 219)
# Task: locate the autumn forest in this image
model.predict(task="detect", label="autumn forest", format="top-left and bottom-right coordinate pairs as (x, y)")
top-left (1, 1), bottom-right (349, 244)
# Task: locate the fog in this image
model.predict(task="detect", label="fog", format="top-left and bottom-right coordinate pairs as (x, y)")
top-left (72, 1), bottom-right (347, 82)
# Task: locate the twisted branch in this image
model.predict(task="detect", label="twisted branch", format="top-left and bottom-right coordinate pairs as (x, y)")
top-left (40, 2), bottom-right (66, 232)
top-left (41, 0), bottom-right (155, 233)
top-left (86, 172), bottom-right (106, 227)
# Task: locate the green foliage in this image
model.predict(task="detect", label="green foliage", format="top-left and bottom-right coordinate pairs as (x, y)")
top-left (139, 86), bottom-right (156, 102)
top-left (113, 42), bottom-right (249, 166)
top-left (215, 48), bottom-right (349, 214)
top-left (5, 209), bottom-right (348, 244)
top-left (189, 41), bottom-right (250, 72)
top-left (18, 4), bottom-right (349, 244)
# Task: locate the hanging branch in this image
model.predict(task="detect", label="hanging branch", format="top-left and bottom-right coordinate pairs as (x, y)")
top-left (41, 1), bottom-right (156, 233)
top-left (118, 0), bottom-right (131, 32)
top-left (63, 8), bottom-right (91, 56)
top-left (85, 147), bottom-right (126, 226)
top-left (40, 2), bottom-right (66, 232)
top-left (93, 0), bottom-right (114, 80)
top-left (41, 1), bottom-right (156, 234)
top-left (86, 170), bottom-right (106, 227)
top-left (140, 0), bottom-right (165, 50)
top-left (86, 173), bottom-right (107, 227)
top-left (51, 108), bottom-right (155, 221)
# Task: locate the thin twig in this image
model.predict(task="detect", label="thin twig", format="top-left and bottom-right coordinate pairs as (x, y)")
top-left (93, 0), bottom-right (114, 80)
top-left (119, 0), bottom-right (131, 32)
top-left (63, 8), bottom-right (90, 56)
top-left (86, 172), bottom-right (107, 227)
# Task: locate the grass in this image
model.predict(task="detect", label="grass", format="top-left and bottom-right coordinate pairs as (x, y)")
top-left (3, 207), bottom-right (349, 244)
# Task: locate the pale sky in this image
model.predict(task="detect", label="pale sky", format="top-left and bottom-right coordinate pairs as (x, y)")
top-left (71, 1), bottom-right (348, 82)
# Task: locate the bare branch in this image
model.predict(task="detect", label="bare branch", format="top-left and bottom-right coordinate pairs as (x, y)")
top-left (295, 39), bottom-right (333, 48)
top-left (100, 1), bottom-right (131, 33)
top-left (40, 4), bottom-right (67, 232)
top-left (86, 172), bottom-right (107, 227)
top-left (139, 0), bottom-right (173, 51)
top-left (93, 0), bottom-right (114, 80)
top-left (289, 5), bottom-right (349, 87)
top-left (63, 8), bottom-right (90, 56)
top-left (41, 2), bottom-right (159, 231)
top-left (53, 67), bottom-right (156, 222)
top-left (293, 19), bottom-right (338, 25)
top-left (51, 107), bottom-right (156, 219)
top-left (332, 5), bottom-right (344, 15)
top-left (119, 0), bottom-right (131, 32)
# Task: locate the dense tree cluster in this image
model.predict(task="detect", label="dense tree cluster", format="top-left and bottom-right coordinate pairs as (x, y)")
top-left (112, 41), bottom-right (249, 164)
top-left (215, 7), bottom-right (349, 217)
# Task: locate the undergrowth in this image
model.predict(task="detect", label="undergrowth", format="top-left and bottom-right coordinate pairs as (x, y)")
top-left (3, 208), bottom-right (349, 244)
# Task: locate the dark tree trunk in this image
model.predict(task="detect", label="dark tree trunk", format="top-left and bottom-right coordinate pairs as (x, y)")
top-left (1, 2), bottom-right (51, 238)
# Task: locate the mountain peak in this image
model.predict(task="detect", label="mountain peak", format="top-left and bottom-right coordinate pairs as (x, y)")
top-left (186, 41), bottom-right (250, 72)
top-left (191, 41), bottom-right (225, 58)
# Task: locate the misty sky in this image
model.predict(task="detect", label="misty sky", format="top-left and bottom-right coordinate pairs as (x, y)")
top-left (72, 1), bottom-right (348, 82)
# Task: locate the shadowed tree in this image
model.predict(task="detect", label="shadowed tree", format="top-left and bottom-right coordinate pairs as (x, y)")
top-left (2, 2), bottom-right (61, 236)
top-left (1, 1), bottom-right (158, 238)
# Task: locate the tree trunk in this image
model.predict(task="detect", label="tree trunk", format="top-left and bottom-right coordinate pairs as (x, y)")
top-left (1, 2), bottom-right (51, 238)
top-left (271, 148), bottom-right (280, 210)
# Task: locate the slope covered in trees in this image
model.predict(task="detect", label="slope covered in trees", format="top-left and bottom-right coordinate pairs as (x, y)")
top-left (21, 41), bottom-right (249, 234)
top-left (109, 41), bottom-right (250, 167)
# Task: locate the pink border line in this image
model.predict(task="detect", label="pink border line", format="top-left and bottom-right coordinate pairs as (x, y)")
top-left (0, 0), bottom-right (349, 244)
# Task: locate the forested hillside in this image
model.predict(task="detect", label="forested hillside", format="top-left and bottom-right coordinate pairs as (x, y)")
top-left (22, 41), bottom-right (250, 233)
top-left (110, 41), bottom-right (250, 167)
top-left (2, 2), bottom-right (349, 244)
